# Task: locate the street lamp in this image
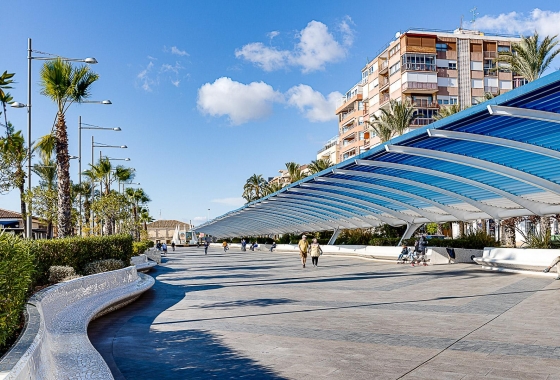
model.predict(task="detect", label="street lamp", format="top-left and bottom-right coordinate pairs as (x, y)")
top-left (11, 38), bottom-right (98, 239)
top-left (78, 117), bottom-right (117, 236)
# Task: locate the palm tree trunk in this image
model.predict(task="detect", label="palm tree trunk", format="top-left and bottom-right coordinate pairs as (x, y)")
top-left (18, 180), bottom-right (27, 238)
top-left (55, 112), bottom-right (72, 237)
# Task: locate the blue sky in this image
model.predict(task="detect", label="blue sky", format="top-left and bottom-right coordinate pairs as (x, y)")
top-left (2, 1), bottom-right (560, 226)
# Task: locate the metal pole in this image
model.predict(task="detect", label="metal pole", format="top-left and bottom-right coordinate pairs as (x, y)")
top-left (78, 116), bottom-right (82, 236)
top-left (26, 38), bottom-right (32, 239)
top-left (91, 135), bottom-right (94, 233)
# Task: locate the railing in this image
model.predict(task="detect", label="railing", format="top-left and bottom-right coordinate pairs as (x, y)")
top-left (401, 63), bottom-right (436, 72)
top-left (341, 123), bottom-right (356, 134)
top-left (380, 93), bottom-right (390, 104)
top-left (340, 109), bottom-right (357, 121)
top-left (484, 51), bottom-right (497, 59)
top-left (484, 68), bottom-right (497, 76)
top-left (410, 118), bottom-right (435, 126)
top-left (412, 99), bottom-right (439, 108)
top-left (402, 81), bottom-right (438, 91)
top-left (484, 86), bottom-right (499, 94)
top-left (380, 60), bottom-right (388, 69)
top-left (379, 77), bottom-right (389, 88)
top-left (317, 140), bottom-right (338, 154)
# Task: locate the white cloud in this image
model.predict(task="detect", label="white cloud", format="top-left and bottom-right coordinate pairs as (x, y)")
top-left (165, 46), bottom-right (189, 56)
top-left (235, 43), bottom-right (289, 71)
top-left (192, 216), bottom-right (207, 223)
top-left (197, 77), bottom-right (283, 125)
top-left (235, 18), bottom-right (354, 73)
top-left (137, 61), bottom-right (155, 91)
top-left (161, 62), bottom-right (184, 74)
top-left (286, 84), bottom-right (341, 122)
top-left (472, 9), bottom-right (560, 36)
top-left (268, 31), bottom-right (280, 39)
top-left (171, 80), bottom-right (180, 87)
top-left (211, 197), bottom-right (246, 207)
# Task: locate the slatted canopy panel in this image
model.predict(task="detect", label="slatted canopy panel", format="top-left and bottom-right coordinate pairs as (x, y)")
top-left (198, 71), bottom-right (560, 238)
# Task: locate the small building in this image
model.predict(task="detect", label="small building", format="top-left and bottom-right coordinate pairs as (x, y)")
top-left (0, 208), bottom-right (48, 239)
top-left (146, 220), bottom-right (192, 244)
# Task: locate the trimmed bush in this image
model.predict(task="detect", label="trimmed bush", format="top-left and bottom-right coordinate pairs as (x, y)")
top-left (0, 233), bottom-right (34, 350)
top-left (48, 266), bottom-right (76, 283)
top-left (84, 259), bottom-right (125, 275)
top-left (145, 240), bottom-right (154, 248)
top-left (132, 241), bottom-right (149, 256)
top-left (30, 234), bottom-right (133, 285)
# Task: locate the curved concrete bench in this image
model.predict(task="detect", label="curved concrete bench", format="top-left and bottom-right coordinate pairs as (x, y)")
top-left (131, 254), bottom-right (157, 272)
top-left (474, 247), bottom-right (560, 277)
top-left (0, 267), bottom-right (154, 380)
top-left (144, 248), bottom-right (162, 264)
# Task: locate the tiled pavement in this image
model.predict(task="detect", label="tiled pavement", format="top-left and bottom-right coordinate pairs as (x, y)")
top-left (88, 247), bottom-right (560, 379)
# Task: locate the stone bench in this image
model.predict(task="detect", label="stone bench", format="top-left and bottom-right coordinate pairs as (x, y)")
top-left (145, 248), bottom-right (162, 264)
top-left (474, 247), bottom-right (560, 277)
top-left (130, 254), bottom-right (157, 272)
top-left (0, 267), bottom-right (154, 380)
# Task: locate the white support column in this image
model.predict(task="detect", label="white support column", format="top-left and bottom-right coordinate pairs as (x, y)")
top-left (327, 228), bottom-right (341, 245)
top-left (398, 223), bottom-right (423, 246)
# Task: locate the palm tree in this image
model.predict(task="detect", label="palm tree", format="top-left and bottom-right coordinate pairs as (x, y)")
top-left (39, 58), bottom-right (99, 237)
top-left (243, 174), bottom-right (267, 202)
top-left (263, 181), bottom-right (284, 196)
top-left (32, 157), bottom-right (57, 238)
top-left (365, 113), bottom-right (395, 143)
top-left (387, 99), bottom-right (418, 136)
top-left (0, 71), bottom-right (15, 134)
top-left (285, 162), bottom-right (305, 183)
top-left (125, 187), bottom-right (151, 241)
top-left (308, 158), bottom-right (332, 174)
top-left (0, 129), bottom-right (27, 236)
top-left (139, 207), bottom-right (154, 231)
top-left (434, 104), bottom-right (462, 121)
top-left (496, 32), bottom-right (560, 82)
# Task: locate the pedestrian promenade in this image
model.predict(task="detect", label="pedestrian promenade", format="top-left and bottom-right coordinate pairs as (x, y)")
top-left (88, 246), bottom-right (560, 379)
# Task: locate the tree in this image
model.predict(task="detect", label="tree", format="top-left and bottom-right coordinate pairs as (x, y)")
top-left (496, 32), bottom-right (560, 82)
top-left (434, 104), bottom-right (462, 121)
top-left (0, 129), bottom-right (28, 236)
top-left (139, 207), bottom-right (154, 231)
top-left (32, 157), bottom-right (57, 238)
top-left (39, 58), bottom-right (99, 237)
top-left (91, 191), bottom-right (130, 236)
top-left (365, 113), bottom-right (395, 143)
top-left (0, 71), bottom-right (15, 134)
top-left (263, 181), bottom-right (284, 196)
top-left (386, 99), bottom-right (418, 137)
top-left (242, 174), bottom-right (267, 202)
top-left (125, 187), bottom-right (151, 240)
top-left (285, 162), bottom-right (305, 183)
top-left (308, 158), bottom-right (332, 174)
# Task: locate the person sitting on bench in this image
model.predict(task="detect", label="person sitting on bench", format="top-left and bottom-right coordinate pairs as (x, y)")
top-left (397, 244), bottom-right (409, 264)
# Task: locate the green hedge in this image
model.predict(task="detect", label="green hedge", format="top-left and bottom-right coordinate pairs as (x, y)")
top-left (0, 233), bottom-right (34, 350)
top-left (132, 240), bottom-right (151, 256)
top-left (30, 234), bottom-right (133, 285)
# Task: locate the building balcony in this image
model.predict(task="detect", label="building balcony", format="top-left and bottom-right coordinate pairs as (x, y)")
top-left (484, 86), bottom-right (499, 95)
top-left (412, 99), bottom-right (439, 108)
top-left (437, 51), bottom-right (457, 60)
top-left (380, 92), bottom-right (390, 105)
top-left (484, 51), bottom-right (497, 59)
top-left (410, 117), bottom-right (435, 126)
top-left (401, 63), bottom-right (437, 72)
top-left (402, 81), bottom-right (437, 93)
top-left (484, 68), bottom-right (498, 77)
top-left (379, 77), bottom-right (389, 90)
top-left (336, 93), bottom-right (363, 114)
top-left (379, 60), bottom-right (389, 75)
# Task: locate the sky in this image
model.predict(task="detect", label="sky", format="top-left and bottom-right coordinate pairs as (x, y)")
top-left (2, 1), bottom-right (560, 227)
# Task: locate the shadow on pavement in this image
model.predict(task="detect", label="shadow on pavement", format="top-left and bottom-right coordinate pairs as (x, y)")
top-left (88, 262), bottom-right (288, 380)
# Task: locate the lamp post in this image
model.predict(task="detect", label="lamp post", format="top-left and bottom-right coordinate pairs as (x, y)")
top-left (78, 118), bottom-right (118, 236)
top-left (121, 181), bottom-right (140, 194)
top-left (91, 140), bottom-right (127, 234)
top-left (10, 38), bottom-right (98, 239)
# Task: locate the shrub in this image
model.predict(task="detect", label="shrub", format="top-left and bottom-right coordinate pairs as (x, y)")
top-left (48, 266), bottom-right (76, 283)
top-left (30, 234), bottom-right (133, 285)
top-left (145, 240), bottom-right (154, 248)
top-left (84, 259), bottom-right (125, 275)
top-left (0, 233), bottom-right (34, 350)
top-left (132, 241), bottom-right (150, 256)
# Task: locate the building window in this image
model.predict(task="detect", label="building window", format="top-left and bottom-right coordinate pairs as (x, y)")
top-left (358, 131), bottom-right (365, 140)
top-left (449, 97), bottom-right (458, 105)
top-left (436, 43), bottom-right (448, 52)
top-left (389, 62), bottom-right (400, 76)
top-left (358, 101), bottom-right (364, 110)
top-left (497, 46), bottom-right (510, 52)
top-left (389, 43), bottom-right (400, 57)
top-left (448, 61), bottom-right (457, 70)
top-left (401, 54), bottom-right (436, 71)
top-left (359, 146), bottom-right (367, 154)
top-left (358, 116), bottom-right (364, 125)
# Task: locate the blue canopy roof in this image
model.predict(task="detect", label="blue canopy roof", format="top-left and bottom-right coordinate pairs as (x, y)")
top-left (199, 70), bottom-right (560, 238)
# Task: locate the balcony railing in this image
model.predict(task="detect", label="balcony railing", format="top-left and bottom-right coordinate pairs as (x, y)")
top-left (340, 109), bottom-right (357, 121)
top-left (401, 63), bottom-right (436, 72)
top-left (380, 93), bottom-right (390, 104)
top-left (484, 86), bottom-right (499, 94)
top-left (410, 118), bottom-right (435, 126)
top-left (379, 77), bottom-right (389, 88)
top-left (402, 81), bottom-right (438, 91)
top-left (484, 68), bottom-right (497, 76)
top-left (484, 51), bottom-right (497, 59)
top-left (412, 99), bottom-right (439, 108)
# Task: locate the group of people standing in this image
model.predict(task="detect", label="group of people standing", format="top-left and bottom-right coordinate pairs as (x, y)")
top-left (155, 241), bottom-right (176, 256)
top-left (397, 234), bottom-right (429, 266)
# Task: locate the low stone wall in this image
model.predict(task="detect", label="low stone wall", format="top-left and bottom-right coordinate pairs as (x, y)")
top-left (145, 248), bottom-right (162, 264)
top-left (474, 247), bottom-right (560, 277)
top-left (130, 254), bottom-right (157, 272)
top-left (0, 267), bottom-right (154, 380)
top-left (428, 247), bottom-right (483, 265)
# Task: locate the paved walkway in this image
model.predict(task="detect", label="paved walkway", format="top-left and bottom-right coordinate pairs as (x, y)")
top-left (88, 247), bottom-right (560, 379)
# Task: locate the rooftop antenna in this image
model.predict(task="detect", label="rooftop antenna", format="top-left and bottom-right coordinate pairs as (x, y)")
top-left (459, 15), bottom-right (464, 30)
top-left (470, 7), bottom-right (479, 24)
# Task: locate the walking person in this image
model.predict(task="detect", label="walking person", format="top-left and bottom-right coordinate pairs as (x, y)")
top-left (162, 243), bottom-right (168, 256)
top-left (298, 235), bottom-right (310, 268)
top-left (270, 241), bottom-right (277, 252)
top-left (543, 256), bottom-right (560, 279)
top-left (310, 238), bottom-right (323, 267)
top-left (241, 238), bottom-right (247, 252)
top-left (171, 242), bottom-right (176, 252)
top-left (204, 240), bottom-right (209, 255)
top-left (156, 242), bottom-right (161, 252)
top-left (222, 240), bottom-right (229, 252)
top-left (413, 235), bottom-right (428, 266)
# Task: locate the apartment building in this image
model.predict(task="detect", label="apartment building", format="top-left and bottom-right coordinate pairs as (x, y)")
top-left (334, 28), bottom-right (524, 163)
top-left (316, 136), bottom-right (338, 164)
